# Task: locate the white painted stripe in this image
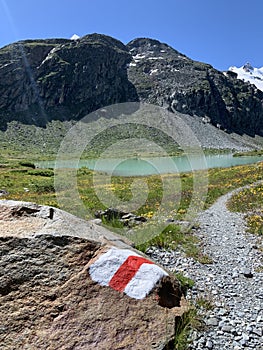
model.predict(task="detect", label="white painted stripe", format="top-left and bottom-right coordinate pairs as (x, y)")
top-left (89, 248), bottom-right (140, 286)
top-left (124, 263), bottom-right (168, 299)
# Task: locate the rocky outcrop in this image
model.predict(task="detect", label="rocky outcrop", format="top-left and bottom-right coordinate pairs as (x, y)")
top-left (0, 200), bottom-right (186, 350)
top-left (0, 33), bottom-right (263, 136)
top-left (95, 207), bottom-right (147, 227)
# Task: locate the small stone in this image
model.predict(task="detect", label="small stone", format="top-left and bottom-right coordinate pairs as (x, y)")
top-left (252, 328), bottom-right (262, 337)
top-left (218, 320), bottom-right (225, 328)
top-left (218, 308), bottom-right (229, 316)
top-left (0, 189), bottom-right (9, 196)
top-left (242, 268), bottom-right (253, 278)
top-left (232, 271), bottom-right (239, 278)
top-left (205, 340), bottom-right (213, 349)
top-left (239, 339), bottom-right (247, 346)
top-left (242, 332), bottom-right (250, 341)
top-left (246, 325), bottom-right (252, 332)
top-left (206, 317), bottom-right (219, 326)
top-left (90, 218), bottom-right (102, 225)
top-left (222, 325), bottom-right (233, 333)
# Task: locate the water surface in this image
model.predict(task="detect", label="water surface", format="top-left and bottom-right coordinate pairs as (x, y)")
top-left (36, 154), bottom-right (263, 176)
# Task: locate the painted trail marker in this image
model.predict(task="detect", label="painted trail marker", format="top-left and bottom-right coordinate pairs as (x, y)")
top-left (89, 248), bottom-right (168, 299)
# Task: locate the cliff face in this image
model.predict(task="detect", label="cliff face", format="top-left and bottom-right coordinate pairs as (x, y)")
top-left (0, 34), bottom-right (263, 136)
top-left (0, 34), bottom-right (138, 127)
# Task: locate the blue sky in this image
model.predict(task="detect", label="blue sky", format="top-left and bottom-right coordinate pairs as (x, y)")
top-left (0, 0), bottom-right (262, 71)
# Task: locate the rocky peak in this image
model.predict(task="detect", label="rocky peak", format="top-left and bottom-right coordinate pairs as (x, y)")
top-left (127, 37), bottom-right (184, 62)
top-left (228, 63), bottom-right (263, 93)
top-left (243, 62), bottom-right (254, 73)
top-left (80, 33), bottom-right (129, 53)
top-left (127, 38), bottom-right (263, 136)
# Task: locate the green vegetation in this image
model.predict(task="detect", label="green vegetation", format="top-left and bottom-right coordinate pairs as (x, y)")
top-left (136, 224), bottom-right (200, 257)
top-left (1, 150), bottom-right (262, 261)
top-left (205, 163), bottom-right (263, 208)
top-left (227, 182), bottom-right (263, 236)
top-left (195, 295), bottom-right (214, 311)
top-left (173, 308), bottom-right (205, 350)
top-left (174, 272), bottom-right (195, 294)
top-left (233, 149), bottom-right (263, 157)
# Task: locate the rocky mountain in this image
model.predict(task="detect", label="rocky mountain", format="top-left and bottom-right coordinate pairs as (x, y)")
top-left (0, 33), bottom-right (263, 136)
top-left (0, 34), bottom-right (138, 128)
top-left (127, 38), bottom-right (263, 136)
top-left (228, 62), bottom-right (263, 92)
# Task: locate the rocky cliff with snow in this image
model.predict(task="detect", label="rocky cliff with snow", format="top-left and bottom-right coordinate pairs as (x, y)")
top-left (228, 62), bottom-right (263, 92)
top-left (0, 33), bottom-right (263, 136)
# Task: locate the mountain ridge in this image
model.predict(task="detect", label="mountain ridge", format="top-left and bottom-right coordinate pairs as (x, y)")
top-left (0, 33), bottom-right (262, 137)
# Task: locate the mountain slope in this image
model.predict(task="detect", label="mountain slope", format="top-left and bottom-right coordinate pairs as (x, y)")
top-left (127, 38), bottom-right (263, 136)
top-left (0, 34), bottom-right (262, 137)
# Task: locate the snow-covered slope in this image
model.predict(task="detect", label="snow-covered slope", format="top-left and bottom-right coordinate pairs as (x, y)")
top-left (228, 62), bottom-right (263, 91)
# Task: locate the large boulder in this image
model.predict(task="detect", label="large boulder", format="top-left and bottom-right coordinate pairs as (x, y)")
top-left (0, 200), bottom-right (186, 349)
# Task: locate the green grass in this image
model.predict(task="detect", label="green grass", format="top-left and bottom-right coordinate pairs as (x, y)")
top-left (136, 224), bottom-right (199, 256)
top-left (174, 272), bottom-right (195, 295)
top-left (227, 183), bottom-right (263, 236)
top-left (233, 149), bottom-right (263, 157)
top-left (173, 308), bottom-right (205, 350)
top-left (1, 151), bottom-right (263, 253)
top-left (195, 295), bottom-right (214, 311)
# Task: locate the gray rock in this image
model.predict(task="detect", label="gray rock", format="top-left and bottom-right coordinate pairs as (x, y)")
top-left (205, 339), bottom-right (213, 349)
top-left (206, 318), bottom-right (219, 327)
top-left (0, 200), bottom-right (184, 350)
top-left (0, 189), bottom-right (9, 197)
top-left (242, 332), bottom-right (250, 341)
top-left (217, 308), bottom-right (229, 316)
top-left (252, 328), bottom-right (262, 337)
top-left (221, 325), bottom-right (233, 333)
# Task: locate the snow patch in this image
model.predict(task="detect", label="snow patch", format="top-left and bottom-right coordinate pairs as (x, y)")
top-left (133, 54), bottom-right (146, 60)
top-left (148, 57), bottom-right (164, 60)
top-left (150, 69), bottom-right (158, 75)
top-left (70, 34), bottom-right (80, 40)
top-left (40, 47), bottom-right (59, 66)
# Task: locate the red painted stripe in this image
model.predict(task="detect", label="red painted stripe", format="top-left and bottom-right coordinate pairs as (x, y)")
top-left (109, 255), bottom-right (154, 292)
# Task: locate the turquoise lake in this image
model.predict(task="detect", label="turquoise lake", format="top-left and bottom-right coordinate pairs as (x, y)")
top-left (36, 154), bottom-right (263, 176)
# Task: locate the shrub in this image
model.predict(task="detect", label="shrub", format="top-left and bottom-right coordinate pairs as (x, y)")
top-left (28, 169), bottom-right (54, 177)
top-left (19, 161), bottom-right (36, 168)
